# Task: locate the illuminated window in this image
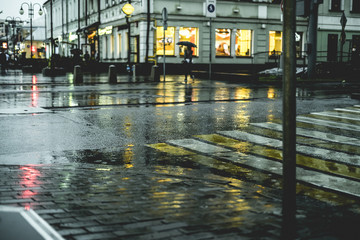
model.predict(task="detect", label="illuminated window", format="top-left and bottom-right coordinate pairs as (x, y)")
top-left (235, 30), bottom-right (252, 57)
top-left (117, 33), bottom-right (121, 58)
top-left (216, 28), bottom-right (231, 56)
top-left (179, 27), bottom-right (199, 56)
top-left (156, 27), bottom-right (175, 56)
top-left (269, 31), bottom-right (282, 56)
top-left (110, 35), bottom-right (114, 58)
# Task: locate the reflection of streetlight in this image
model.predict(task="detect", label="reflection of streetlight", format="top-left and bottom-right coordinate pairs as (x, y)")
top-left (122, 2), bottom-right (134, 74)
top-left (5, 17), bottom-right (23, 54)
top-left (19, 2), bottom-right (43, 59)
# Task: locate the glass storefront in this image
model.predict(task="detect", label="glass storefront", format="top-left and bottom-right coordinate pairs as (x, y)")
top-left (235, 30), bottom-right (252, 57)
top-left (156, 26), bottom-right (175, 55)
top-left (216, 28), bottom-right (231, 56)
top-left (179, 27), bottom-right (199, 56)
top-left (269, 31), bottom-right (282, 56)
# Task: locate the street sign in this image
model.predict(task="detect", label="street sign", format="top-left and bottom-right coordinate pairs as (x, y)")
top-left (340, 12), bottom-right (347, 29)
top-left (162, 8), bottom-right (168, 30)
top-left (162, 8), bottom-right (168, 22)
top-left (206, 0), bottom-right (216, 18)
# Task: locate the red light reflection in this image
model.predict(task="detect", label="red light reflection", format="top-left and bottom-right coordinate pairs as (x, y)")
top-left (31, 75), bottom-right (38, 107)
top-left (19, 166), bottom-right (41, 210)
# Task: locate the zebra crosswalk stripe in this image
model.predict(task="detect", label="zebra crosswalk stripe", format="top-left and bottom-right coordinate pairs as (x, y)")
top-left (296, 116), bottom-right (360, 132)
top-left (148, 105), bottom-right (360, 201)
top-left (195, 134), bottom-right (360, 181)
top-left (218, 130), bottom-right (360, 167)
top-left (312, 111), bottom-right (360, 123)
top-left (152, 137), bottom-right (360, 198)
top-left (250, 122), bottom-right (360, 146)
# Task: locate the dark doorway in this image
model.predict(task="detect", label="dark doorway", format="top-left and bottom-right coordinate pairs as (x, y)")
top-left (327, 34), bottom-right (338, 62)
top-left (351, 35), bottom-right (360, 65)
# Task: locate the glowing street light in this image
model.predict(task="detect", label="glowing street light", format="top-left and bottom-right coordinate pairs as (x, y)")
top-left (122, 2), bottom-right (135, 74)
top-left (19, 2), bottom-right (43, 59)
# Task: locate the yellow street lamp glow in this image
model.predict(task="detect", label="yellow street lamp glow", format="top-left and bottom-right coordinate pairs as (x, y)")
top-left (122, 3), bottom-right (134, 16)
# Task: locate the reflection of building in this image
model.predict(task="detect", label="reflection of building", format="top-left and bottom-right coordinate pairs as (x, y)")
top-left (41, 0), bottom-right (360, 71)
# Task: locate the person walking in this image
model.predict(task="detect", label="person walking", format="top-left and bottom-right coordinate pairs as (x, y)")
top-left (0, 50), bottom-right (6, 75)
top-left (183, 46), bottom-right (194, 81)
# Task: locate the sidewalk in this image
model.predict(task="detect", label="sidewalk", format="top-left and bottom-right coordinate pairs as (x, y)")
top-left (1, 162), bottom-right (359, 240)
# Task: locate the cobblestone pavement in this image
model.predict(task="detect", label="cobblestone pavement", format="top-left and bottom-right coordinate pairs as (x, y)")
top-left (1, 159), bottom-right (359, 240)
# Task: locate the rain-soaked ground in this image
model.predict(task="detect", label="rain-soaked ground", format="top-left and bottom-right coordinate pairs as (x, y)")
top-left (1, 70), bottom-right (360, 239)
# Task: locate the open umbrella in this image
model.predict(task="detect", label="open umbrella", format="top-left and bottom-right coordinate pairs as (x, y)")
top-left (176, 41), bottom-right (197, 48)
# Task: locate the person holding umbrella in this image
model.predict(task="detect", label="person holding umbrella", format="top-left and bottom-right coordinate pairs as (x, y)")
top-left (177, 41), bottom-right (197, 82)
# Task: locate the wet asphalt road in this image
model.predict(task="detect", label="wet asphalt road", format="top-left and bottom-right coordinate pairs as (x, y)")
top-left (1, 71), bottom-right (360, 239)
top-left (0, 72), bottom-right (358, 166)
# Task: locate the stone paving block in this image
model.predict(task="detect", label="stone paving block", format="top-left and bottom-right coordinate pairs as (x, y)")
top-left (171, 232), bottom-right (215, 240)
top-left (85, 224), bottom-right (124, 233)
top-left (60, 220), bottom-right (99, 228)
top-left (57, 228), bottom-right (87, 236)
top-left (73, 232), bottom-right (117, 240)
top-left (150, 222), bottom-right (188, 232)
top-left (122, 219), bottom-right (164, 230)
top-left (138, 229), bottom-right (183, 239)
top-left (0, 198), bottom-right (33, 204)
top-left (47, 217), bottom-right (79, 225)
top-left (35, 208), bottom-right (66, 214)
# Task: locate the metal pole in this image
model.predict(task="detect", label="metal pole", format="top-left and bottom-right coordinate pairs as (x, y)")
top-left (307, 0), bottom-right (318, 79)
top-left (209, 18), bottom-right (212, 80)
top-left (163, 27), bottom-right (165, 81)
top-left (30, 17), bottom-right (33, 59)
top-left (282, 0), bottom-right (297, 238)
top-left (127, 16), bottom-right (131, 73)
top-left (77, 0), bottom-right (80, 49)
top-left (50, 0), bottom-right (54, 70)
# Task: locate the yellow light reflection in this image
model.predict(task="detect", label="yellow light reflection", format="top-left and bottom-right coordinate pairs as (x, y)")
top-left (234, 104), bottom-right (250, 128)
top-left (234, 87), bottom-right (251, 99)
top-left (267, 88), bottom-right (276, 99)
top-left (214, 87), bottom-right (230, 101)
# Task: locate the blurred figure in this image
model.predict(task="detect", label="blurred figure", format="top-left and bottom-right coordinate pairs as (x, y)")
top-left (183, 46), bottom-right (193, 81)
top-left (0, 50), bottom-right (7, 75)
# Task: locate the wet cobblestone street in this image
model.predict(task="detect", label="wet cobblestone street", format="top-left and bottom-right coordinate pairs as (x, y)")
top-left (1, 161), bottom-right (359, 240)
top-left (1, 72), bottom-right (360, 239)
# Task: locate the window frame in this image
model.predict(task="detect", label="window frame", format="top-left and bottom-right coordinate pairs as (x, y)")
top-left (235, 29), bottom-right (252, 57)
top-left (156, 26), bottom-right (176, 56)
top-left (215, 28), bottom-right (232, 57)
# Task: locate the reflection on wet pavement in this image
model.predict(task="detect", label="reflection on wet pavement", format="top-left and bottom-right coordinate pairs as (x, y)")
top-left (0, 73), bottom-right (283, 109)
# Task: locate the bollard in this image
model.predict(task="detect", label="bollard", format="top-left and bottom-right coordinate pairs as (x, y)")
top-left (108, 65), bottom-right (117, 84)
top-left (73, 65), bottom-right (83, 84)
top-left (151, 65), bottom-right (160, 82)
top-left (132, 65), bottom-right (136, 77)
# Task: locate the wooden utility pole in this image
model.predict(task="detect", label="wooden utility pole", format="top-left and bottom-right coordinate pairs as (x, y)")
top-left (282, 0), bottom-right (297, 238)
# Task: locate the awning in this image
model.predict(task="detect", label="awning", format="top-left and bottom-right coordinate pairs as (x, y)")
top-left (83, 22), bottom-right (100, 34)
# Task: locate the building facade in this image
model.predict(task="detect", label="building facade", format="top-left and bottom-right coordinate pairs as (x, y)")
top-left (318, 0), bottom-right (360, 63)
top-left (42, 0), bottom-right (360, 71)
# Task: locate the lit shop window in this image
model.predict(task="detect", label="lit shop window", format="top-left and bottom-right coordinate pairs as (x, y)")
top-left (216, 29), bottom-right (231, 56)
top-left (269, 31), bottom-right (282, 56)
top-left (235, 30), bottom-right (252, 57)
top-left (179, 27), bottom-right (199, 56)
top-left (156, 27), bottom-right (175, 55)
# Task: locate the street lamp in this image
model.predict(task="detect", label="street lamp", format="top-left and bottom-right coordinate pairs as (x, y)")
top-left (122, 2), bottom-right (134, 74)
top-left (19, 2), bottom-right (43, 60)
